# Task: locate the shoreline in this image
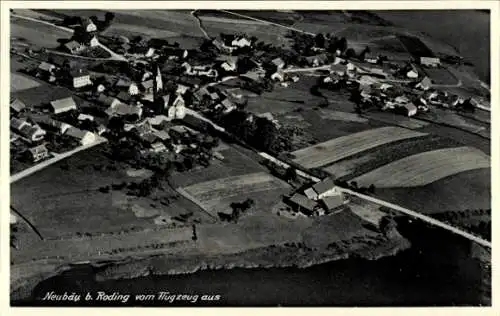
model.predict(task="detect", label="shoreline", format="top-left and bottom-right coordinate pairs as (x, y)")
top-left (11, 232), bottom-right (410, 302)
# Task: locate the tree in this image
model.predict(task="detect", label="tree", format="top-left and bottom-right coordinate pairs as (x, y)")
top-left (345, 48), bottom-right (356, 59)
top-left (314, 33), bottom-right (325, 48)
top-left (358, 46), bottom-right (371, 61)
top-left (105, 12), bottom-right (115, 23)
top-left (379, 215), bottom-right (397, 236)
top-left (285, 167), bottom-right (298, 183)
top-left (338, 37), bottom-right (348, 53)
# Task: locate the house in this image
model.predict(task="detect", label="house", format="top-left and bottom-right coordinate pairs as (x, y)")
top-left (145, 48), bottom-right (156, 58)
top-left (304, 178), bottom-right (338, 200)
top-left (221, 60), bottom-right (237, 72)
top-left (32, 116), bottom-right (71, 134)
top-left (96, 83), bottom-right (106, 93)
top-left (271, 57), bottom-right (285, 70)
top-left (406, 68), bottom-right (419, 79)
top-left (150, 142), bottom-right (167, 153)
top-left (193, 87), bottom-right (210, 101)
top-left (176, 84), bottom-right (189, 95)
top-left (415, 76), bottom-right (432, 91)
top-left (27, 144), bottom-right (49, 162)
top-left (320, 194), bottom-right (345, 212)
top-left (10, 98), bottom-right (26, 114)
top-left (82, 19), bottom-right (97, 32)
top-left (148, 115), bottom-right (169, 127)
top-left (70, 69), bottom-right (92, 88)
top-left (11, 118), bottom-right (47, 142)
top-left (219, 98), bottom-right (236, 113)
top-left (305, 54), bottom-right (328, 67)
top-left (65, 127), bottom-right (96, 146)
top-left (106, 103), bottom-right (143, 119)
top-left (231, 36), bottom-right (252, 48)
top-left (288, 193), bottom-right (318, 216)
top-left (129, 82), bottom-right (139, 96)
top-left (271, 70), bottom-right (285, 82)
top-left (89, 36), bottom-right (99, 47)
top-left (78, 113), bottom-right (94, 121)
top-left (141, 80), bottom-right (154, 93)
top-left (96, 124), bottom-right (107, 135)
top-left (98, 94), bottom-right (121, 108)
top-left (38, 62), bottom-right (56, 75)
top-left (419, 57), bottom-right (440, 67)
top-left (152, 129), bottom-right (171, 142)
top-left (64, 41), bottom-right (85, 54)
top-left (50, 97), bottom-right (77, 114)
top-left (399, 102), bottom-right (418, 117)
top-left (114, 78), bottom-right (132, 90)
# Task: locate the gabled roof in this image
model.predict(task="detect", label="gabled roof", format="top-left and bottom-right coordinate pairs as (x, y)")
top-left (50, 97), bottom-right (77, 112)
top-left (65, 126), bottom-right (92, 139)
top-left (312, 178), bottom-right (335, 195)
top-left (65, 40), bottom-right (83, 51)
top-left (321, 194), bottom-right (344, 210)
top-left (10, 118), bottom-right (27, 130)
top-left (271, 57), bottom-right (285, 67)
top-left (10, 98), bottom-right (26, 112)
top-left (152, 129), bottom-right (171, 141)
top-left (70, 69), bottom-right (90, 78)
top-left (38, 62), bottom-right (55, 72)
top-left (289, 193), bottom-right (317, 212)
top-left (28, 144), bottom-right (48, 155)
top-left (116, 91), bottom-right (132, 102)
top-left (141, 79), bottom-right (154, 90)
top-left (98, 94), bottom-right (120, 106)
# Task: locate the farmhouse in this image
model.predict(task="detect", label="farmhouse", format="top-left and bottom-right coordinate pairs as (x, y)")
top-left (70, 69), bottom-right (92, 88)
top-left (10, 98), bottom-right (26, 114)
top-left (38, 62), bottom-right (56, 75)
top-left (64, 40), bottom-right (85, 54)
top-left (50, 97), bottom-right (77, 114)
top-left (27, 144), bottom-right (49, 162)
top-left (271, 70), bottom-right (285, 82)
top-left (11, 118), bottom-right (47, 142)
top-left (304, 177), bottom-right (338, 200)
top-left (106, 102), bottom-right (143, 119)
top-left (419, 57), bottom-right (440, 67)
top-left (288, 193), bottom-right (318, 216)
top-left (415, 76), bottom-right (432, 90)
top-left (398, 102), bottom-right (418, 117)
top-left (65, 127), bottom-right (96, 146)
top-left (330, 63), bottom-right (347, 76)
top-left (320, 194), bottom-right (345, 212)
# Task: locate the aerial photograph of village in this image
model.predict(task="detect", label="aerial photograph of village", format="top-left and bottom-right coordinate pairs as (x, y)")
top-left (9, 7), bottom-right (492, 307)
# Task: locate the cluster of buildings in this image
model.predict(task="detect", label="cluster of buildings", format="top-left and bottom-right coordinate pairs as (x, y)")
top-left (287, 178), bottom-right (349, 217)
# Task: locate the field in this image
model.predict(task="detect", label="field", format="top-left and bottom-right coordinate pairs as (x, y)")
top-left (291, 126), bottom-right (427, 169)
top-left (323, 134), bottom-right (462, 181)
top-left (352, 146), bottom-right (490, 188)
top-left (424, 67), bottom-right (458, 85)
top-left (364, 111), bottom-right (429, 129)
top-left (11, 73), bottom-right (42, 92)
top-left (10, 146), bottom-right (205, 239)
top-left (179, 172), bottom-right (290, 217)
top-left (398, 35), bottom-right (435, 58)
top-left (11, 16), bottom-right (71, 49)
top-left (375, 168), bottom-right (490, 214)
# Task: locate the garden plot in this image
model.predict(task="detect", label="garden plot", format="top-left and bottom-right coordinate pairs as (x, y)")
top-left (178, 172), bottom-right (289, 218)
top-left (291, 126), bottom-right (427, 169)
top-left (11, 73), bottom-right (41, 92)
top-left (352, 146), bottom-right (490, 188)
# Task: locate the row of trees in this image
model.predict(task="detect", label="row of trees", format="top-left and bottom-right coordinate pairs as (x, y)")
top-left (218, 198), bottom-right (255, 223)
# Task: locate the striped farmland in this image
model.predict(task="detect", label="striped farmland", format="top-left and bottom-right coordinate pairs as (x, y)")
top-left (291, 126), bottom-right (427, 169)
top-left (352, 146), bottom-right (490, 188)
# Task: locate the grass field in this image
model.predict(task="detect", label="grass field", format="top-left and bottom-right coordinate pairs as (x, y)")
top-left (291, 126), bottom-right (427, 169)
top-left (375, 168), bottom-right (490, 214)
top-left (179, 172), bottom-right (289, 217)
top-left (11, 73), bottom-right (41, 92)
top-left (424, 67), bottom-right (458, 85)
top-left (11, 17), bottom-right (71, 49)
top-left (352, 146), bottom-right (490, 188)
top-left (10, 146), bottom-right (204, 238)
top-left (364, 111), bottom-right (429, 129)
top-left (323, 134), bottom-right (462, 181)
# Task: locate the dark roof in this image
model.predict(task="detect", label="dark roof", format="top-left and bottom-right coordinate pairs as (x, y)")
top-left (321, 195), bottom-right (344, 210)
top-left (65, 41), bottom-right (82, 51)
top-left (312, 178), bottom-right (335, 195)
top-left (116, 91), bottom-right (131, 102)
top-left (289, 193), bottom-right (317, 212)
top-left (70, 69), bottom-right (90, 78)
